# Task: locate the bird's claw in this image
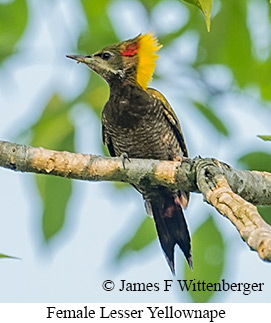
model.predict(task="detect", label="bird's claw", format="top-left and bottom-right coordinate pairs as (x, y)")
top-left (182, 156), bottom-right (193, 166)
top-left (120, 152), bottom-right (130, 169)
top-left (174, 155), bottom-right (192, 165)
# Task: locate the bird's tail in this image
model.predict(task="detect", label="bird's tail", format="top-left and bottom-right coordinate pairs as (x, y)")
top-left (150, 194), bottom-right (192, 274)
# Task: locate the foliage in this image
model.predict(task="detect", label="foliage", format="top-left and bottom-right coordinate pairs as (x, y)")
top-left (0, 0), bottom-right (28, 64)
top-left (0, 253), bottom-right (19, 260)
top-left (30, 95), bottom-right (75, 241)
top-left (182, 216), bottom-right (225, 302)
top-left (193, 101), bottom-right (229, 136)
top-left (258, 135), bottom-right (271, 142)
top-left (182, 0), bottom-right (212, 31)
top-left (115, 217), bottom-right (157, 261)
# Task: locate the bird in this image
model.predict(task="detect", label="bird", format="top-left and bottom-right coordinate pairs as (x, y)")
top-left (67, 32), bottom-right (192, 273)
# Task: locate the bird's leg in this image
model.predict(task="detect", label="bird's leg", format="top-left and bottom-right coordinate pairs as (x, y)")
top-left (120, 152), bottom-right (130, 169)
top-left (173, 154), bottom-right (188, 163)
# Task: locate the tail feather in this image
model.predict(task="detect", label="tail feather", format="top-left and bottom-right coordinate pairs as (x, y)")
top-left (150, 195), bottom-right (192, 274)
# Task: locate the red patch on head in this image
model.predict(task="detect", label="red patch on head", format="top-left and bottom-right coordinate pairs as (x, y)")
top-left (121, 42), bottom-right (138, 57)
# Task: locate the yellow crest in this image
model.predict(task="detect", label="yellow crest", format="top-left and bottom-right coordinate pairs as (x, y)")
top-left (137, 33), bottom-right (162, 90)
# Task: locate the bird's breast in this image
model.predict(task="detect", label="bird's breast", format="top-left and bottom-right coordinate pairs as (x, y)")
top-left (102, 88), bottom-right (182, 160)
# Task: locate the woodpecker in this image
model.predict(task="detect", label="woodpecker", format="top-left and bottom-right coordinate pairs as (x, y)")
top-left (67, 33), bottom-right (192, 273)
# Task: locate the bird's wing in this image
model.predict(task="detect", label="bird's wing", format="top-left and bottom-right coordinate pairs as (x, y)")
top-left (102, 124), bottom-right (116, 157)
top-left (146, 87), bottom-right (188, 157)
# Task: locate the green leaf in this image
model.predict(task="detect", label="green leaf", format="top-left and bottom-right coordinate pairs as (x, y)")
top-left (238, 152), bottom-right (271, 172)
top-left (197, 0), bottom-right (253, 87)
top-left (0, 253), bottom-right (20, 260)
top-left (257, 206), bottom-right (271, 225)
top-left (182, 0), bottom-right (212, 31)
top-left (31, 95), bottom-right (74, 149)
top-left (193, 101), bottom-right (229, 136)
top-left (182, 216), bottom-right (225, 303)
top-left (36, 175), bottom-right (72, 241)
top-left (30, 95), bottom-right (74, 242)
top-left (113, 181), bottom-right (130, 190)
top-left (0, 0), bottom-right (28, 64)
top-left (116, 216), bottom-right (157, 261)
top-left (258, 135), bottom-right (271, 142)
top-left (254, 61), bottom-right (271, 101)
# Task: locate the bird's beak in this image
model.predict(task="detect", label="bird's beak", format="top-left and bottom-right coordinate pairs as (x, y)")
top-left (66, 53), bottom-right (109, 79)
top-left (66, 54), bottom-right (93, 64)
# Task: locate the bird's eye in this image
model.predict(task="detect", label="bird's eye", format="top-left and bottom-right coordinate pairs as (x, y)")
top-left (100, 52), bottom-right (112, 60)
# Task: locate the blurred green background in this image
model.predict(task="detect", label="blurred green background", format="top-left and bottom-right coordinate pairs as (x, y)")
top-left (0, 0), bottom-right (270, 303)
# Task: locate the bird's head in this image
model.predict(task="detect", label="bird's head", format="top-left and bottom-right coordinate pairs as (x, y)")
top-left (67, 33), bottom-right (162, 90)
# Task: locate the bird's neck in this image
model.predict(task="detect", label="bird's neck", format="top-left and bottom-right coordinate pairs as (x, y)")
top-left (108, 75), bottom-right (143, 98)
top-left (105, 82), bottom-right (150, 129)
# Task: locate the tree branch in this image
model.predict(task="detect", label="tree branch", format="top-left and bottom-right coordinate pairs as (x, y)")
top-left (1, 139), bottom-right (271, 262)
top-left (196, 159), bottom-right (271, 262)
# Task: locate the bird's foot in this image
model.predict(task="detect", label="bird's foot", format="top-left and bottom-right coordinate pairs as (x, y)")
top-left (120, 152), bottom-right (130, 169)
top-left (174, 155), bottom-right (192, 165)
